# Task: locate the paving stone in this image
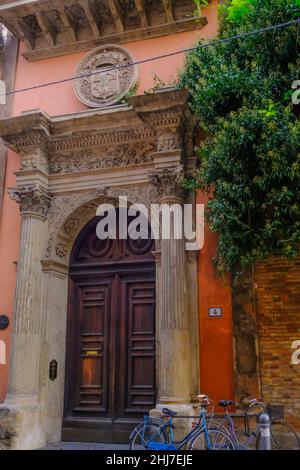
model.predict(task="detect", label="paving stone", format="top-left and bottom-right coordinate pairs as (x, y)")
top-left (40, 442), bottom-right (130, 450)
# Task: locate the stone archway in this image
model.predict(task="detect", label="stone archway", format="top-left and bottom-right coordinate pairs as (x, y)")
top-left (42, 189), bottom-right (159, 445)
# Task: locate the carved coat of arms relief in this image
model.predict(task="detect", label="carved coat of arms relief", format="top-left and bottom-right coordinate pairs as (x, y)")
top-left (74, 45), bottom-right (137, 108)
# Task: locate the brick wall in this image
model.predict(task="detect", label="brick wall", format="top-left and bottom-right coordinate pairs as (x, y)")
top-left (232, 268), bottom-right (260, 405)
top-left (255, 255), bottom-right (300, 429)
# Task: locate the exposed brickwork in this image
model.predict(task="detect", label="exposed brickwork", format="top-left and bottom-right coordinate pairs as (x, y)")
top-left (254, 255), bottom-right (300, 429)
top-left (232, 268), bottom-right (260, 405)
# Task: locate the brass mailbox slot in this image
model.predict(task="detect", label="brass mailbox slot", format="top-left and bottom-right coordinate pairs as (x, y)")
top-left (86, 350), bottom-right (99, 356)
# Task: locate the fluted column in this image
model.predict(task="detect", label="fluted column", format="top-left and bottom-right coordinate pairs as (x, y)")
top-left (7, 185), bottom-right (51, 402)
top-left (150, 166), bottom-right (192, 404)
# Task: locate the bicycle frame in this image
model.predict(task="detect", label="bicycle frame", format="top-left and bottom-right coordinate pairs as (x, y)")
top-left (145, 408), bottom-right (214, 451)
top-left (224, 412), bottom-right (261, 450)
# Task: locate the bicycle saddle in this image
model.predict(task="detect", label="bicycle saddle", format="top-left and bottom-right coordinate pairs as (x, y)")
top-left (219, 400), bottom-right (235, 408)
top-left (162, 408), bottom-right (177, 417)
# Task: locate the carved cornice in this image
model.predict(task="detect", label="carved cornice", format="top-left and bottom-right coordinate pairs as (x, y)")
top-left (49, 127), bottom-right (156, 153)
top-left (0, 89), bottom-right (187, 138)
top-left (0, 1), bottom-right (207, 62)
top-left (0, 88), bottom-right (193, 176)
top-left (6, 131), bottom-right (49, 154)
top-left (8, 185), bottom-right (52, 219)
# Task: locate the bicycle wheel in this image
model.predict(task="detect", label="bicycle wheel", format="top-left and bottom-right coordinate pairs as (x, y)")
top-left (129, 421), bottom-right (169, 450)
top-left (189, 428), bottom-right (235, 450)
top-left (256, 421), bottom-right (300, 450)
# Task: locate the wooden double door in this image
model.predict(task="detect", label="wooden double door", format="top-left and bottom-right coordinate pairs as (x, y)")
top-left (63, 217), bottom-right (156, 443)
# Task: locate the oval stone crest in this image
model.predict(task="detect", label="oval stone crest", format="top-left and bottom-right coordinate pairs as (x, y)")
top-left (74, 45), bottom-right (137, 108)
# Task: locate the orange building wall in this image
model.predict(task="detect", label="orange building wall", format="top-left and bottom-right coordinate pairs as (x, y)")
top-left (197, 191), bottom-right (234, 406)
top-left (0, 3), bottom-right (222, 403)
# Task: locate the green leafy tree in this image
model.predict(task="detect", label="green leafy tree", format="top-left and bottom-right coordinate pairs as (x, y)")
top-left (180, 0), bottom-right (300, 273)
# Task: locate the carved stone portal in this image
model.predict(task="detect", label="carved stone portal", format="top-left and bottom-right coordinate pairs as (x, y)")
top-left (74, 44), bottom-right (137, 107)
top-left (0, 88), bottom-right (200, 449)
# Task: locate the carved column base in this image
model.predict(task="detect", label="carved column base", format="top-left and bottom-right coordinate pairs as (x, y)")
top-left (0, 397), bottom-right (46, 450)
top-left (150, 403), bottom-right (199, 441)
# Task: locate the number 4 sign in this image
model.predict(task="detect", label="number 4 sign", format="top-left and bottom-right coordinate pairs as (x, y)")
top-left (209, 307), bottom-right (222, 318)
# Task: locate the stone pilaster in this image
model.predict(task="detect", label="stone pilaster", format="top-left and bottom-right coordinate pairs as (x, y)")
top-left (149, 166), bottom-right (194, 405)
top-left (186, 250), bottom-right (200, 402)
top-left (0, 185), bottom-right (51, 450)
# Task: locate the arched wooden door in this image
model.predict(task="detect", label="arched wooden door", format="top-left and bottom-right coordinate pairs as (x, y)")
top-left (62, 215), bottom-right (156, 443)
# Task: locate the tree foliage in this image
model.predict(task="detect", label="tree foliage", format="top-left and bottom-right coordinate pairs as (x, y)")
top-left (180, 0), bottom-right (300, 273)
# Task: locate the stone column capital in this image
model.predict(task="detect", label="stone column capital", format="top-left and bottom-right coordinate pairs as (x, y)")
top-left (8, 185), bottom-right (52, 219)
top-left (149, 165), bottom-right (185, 204)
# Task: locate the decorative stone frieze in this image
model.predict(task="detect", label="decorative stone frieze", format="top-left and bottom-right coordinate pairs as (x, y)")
top-left (49, 142), bottom-right (156, 174)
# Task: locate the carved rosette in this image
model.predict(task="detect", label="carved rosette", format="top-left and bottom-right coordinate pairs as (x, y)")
top-left (149, 165), bottom-right (185, 204)
top-left (9, 185), bottom-right (52, 219)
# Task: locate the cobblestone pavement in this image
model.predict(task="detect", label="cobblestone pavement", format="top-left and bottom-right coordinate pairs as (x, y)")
top-left (40, 442), bottom-right (130, 450)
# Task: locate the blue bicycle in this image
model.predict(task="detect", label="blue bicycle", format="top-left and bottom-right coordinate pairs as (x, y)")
top-left (129, 398), bottom-right (235, 450)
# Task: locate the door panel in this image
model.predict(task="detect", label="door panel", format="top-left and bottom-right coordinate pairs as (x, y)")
top-left (117, 276), bottom-right (156, 418)
top-left (66, 278), bottom-right (114, 418)
top-left (63, 216), bottom-right (156, 443)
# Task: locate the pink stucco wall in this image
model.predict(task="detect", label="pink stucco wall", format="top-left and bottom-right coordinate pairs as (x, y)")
top-left (0, 3), bottom-right (219, 402)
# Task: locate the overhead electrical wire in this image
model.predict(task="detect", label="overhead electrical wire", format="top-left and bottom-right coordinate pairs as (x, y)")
top-left (1, 17), bottom-right (300, 98)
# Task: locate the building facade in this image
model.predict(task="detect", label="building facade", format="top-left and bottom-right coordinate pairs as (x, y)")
top-left (0, 0), bottom-right (298, 450)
